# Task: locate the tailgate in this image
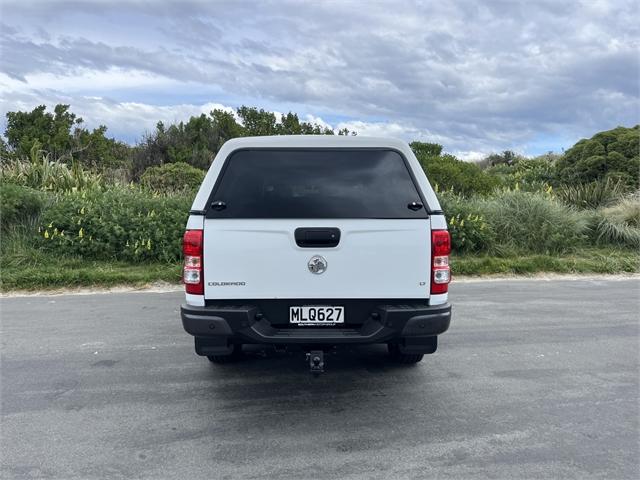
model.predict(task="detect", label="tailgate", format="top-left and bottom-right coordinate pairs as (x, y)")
top-left (203, 219), bottom-right (430, 299)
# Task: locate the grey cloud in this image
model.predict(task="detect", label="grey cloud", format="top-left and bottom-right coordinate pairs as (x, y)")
top-left (0, 27), bottom-right (234, 84)
top-left (0, 0), bottom-right (638, 154)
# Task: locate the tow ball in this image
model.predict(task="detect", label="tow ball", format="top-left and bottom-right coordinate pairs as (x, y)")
top-left (306, 350), bottom-right (325, 376)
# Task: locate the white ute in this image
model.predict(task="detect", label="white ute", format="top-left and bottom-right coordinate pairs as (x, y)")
top-left (180, 136), bottom-right (452, 373)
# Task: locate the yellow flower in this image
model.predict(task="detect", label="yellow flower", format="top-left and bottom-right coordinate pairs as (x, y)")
top-left (78, 228), bottom-right (84, 239)
top-left (48, 222), bottom-right (53, 228)
top-left (460, 219), bottom-right (465, 227)
top-left (80, 207), bottom-right (85, 214)
top-left (44, 230), bottom-right (50, 239)
top-left (146, 239), bottom-right (152, 250)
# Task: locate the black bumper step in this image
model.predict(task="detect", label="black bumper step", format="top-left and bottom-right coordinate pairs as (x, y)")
top-left (182, 301), bottom-right (451, 345)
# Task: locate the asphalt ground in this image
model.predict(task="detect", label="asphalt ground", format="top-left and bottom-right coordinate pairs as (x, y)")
top-left (1, 278), bottom-right (639, 479)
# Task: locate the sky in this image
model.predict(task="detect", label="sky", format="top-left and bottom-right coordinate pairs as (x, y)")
top-left (0, 0), bottom-right (638, 160)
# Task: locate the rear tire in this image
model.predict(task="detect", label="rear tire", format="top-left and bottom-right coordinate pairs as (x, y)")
top-left (207, 344), bottom-right (243, 364)
top-left (387, 343), bottom-right (424, 364)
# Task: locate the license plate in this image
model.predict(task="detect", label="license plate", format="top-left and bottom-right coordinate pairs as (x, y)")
top-left (289, 306), bottom-right (344, 325)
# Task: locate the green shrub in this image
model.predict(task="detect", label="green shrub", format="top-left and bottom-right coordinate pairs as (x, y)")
top-left (0, 155), bottom-right (103, 192)
top-left (140, 162), bottom-right (205, 193)
top-left (480, 191), bottom-right (588, 253)
top-left (411, 142), bottom-right (499, 196)
top-left (484, 163), bottom-right (514, 180)
top-left (555, 178), bottom-right (627, 209)
top-left (38, 187), bottom-right (192, 262)
top-left (0, 184), bottom-right (46, 230)
top-left (556, 125), bottom-right (640, 189)
top-left (438, 192), bottom-right (495, 252)
top-left (587, 195), bottom-right (640, 248)
top-left (425, 154), bottom-right (500, 196)
top-left (484, 155), bottom-right (559, 192)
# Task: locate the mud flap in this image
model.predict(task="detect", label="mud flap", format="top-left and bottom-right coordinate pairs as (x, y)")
top-left (399, 336), bottom-right (438, 355)
top-left (195, 337), bottom-right (234, 356)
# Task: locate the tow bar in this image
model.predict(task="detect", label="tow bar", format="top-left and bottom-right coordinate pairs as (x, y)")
top-left (306, 350), bottom-right (325, 376)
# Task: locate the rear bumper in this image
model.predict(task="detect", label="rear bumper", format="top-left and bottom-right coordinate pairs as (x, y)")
top-left (181, 301), bottom-right (451, 349)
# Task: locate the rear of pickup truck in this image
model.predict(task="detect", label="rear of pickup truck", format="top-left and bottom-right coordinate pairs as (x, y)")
top-left (180, 136), bottom-right (451, 368)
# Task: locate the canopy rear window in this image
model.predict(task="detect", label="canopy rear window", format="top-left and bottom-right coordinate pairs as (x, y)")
top-left (207, 149), bottom-right (426, 219)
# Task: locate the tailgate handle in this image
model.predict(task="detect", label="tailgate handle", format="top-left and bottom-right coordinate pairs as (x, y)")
top-left (295, 228), bottom-right (341, 248)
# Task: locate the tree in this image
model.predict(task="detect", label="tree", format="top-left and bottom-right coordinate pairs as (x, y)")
top-left (235, 107), bottom-right (337, 136)
top-left (409, 142), bottom-right (442, 157)
top-left (73, 125), bottom-right (132, 170)
top-left (4, 104), bottom-right (131, 169)
top-left (210, 109), bottom-right (244, 148)
top-left (132, 115), bottom-right (221, 178)
top-left (276, 112), bottom-right (335, 135)
top-left (236, 107), bottom-right (278, 136)
top-left (483, 150), bottom-right (524, 167)
top-left (0, 136), bottom-right (10, 160)
top-left (5, 103), bottom-right (358, 180)
top-left (5, 104), bottom-right (80, 158)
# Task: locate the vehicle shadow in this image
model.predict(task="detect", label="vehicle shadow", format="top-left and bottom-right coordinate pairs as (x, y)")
top-left (194, 344), bottom-right (446, 427)
top-left (213, 343), bottom-right (420, 379)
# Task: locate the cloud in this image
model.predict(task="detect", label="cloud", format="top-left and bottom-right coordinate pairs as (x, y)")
top-left (0, 0), bottom-right (638, 156)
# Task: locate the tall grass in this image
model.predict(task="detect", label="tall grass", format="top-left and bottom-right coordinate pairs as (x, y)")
top-left (0, 154), bottom-right (104, 192)
top-left (555, 178), bottom-right (627, 209)
top-left (479, 191), bottom-right (588, 254)
top-left (606, 194), bottom-right (640, 227)
top-left (588, 194), bottom-right (640, 248)
top-left (0, 227), bottom-right (50, 268)
top-left (0, 184), bottom-right (48, 231)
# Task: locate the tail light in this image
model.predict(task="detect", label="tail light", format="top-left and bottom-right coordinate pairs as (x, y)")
top-left (183, 229), bottom-right (203, 295)
top-left (431, 230), bottom-right (451, 294)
